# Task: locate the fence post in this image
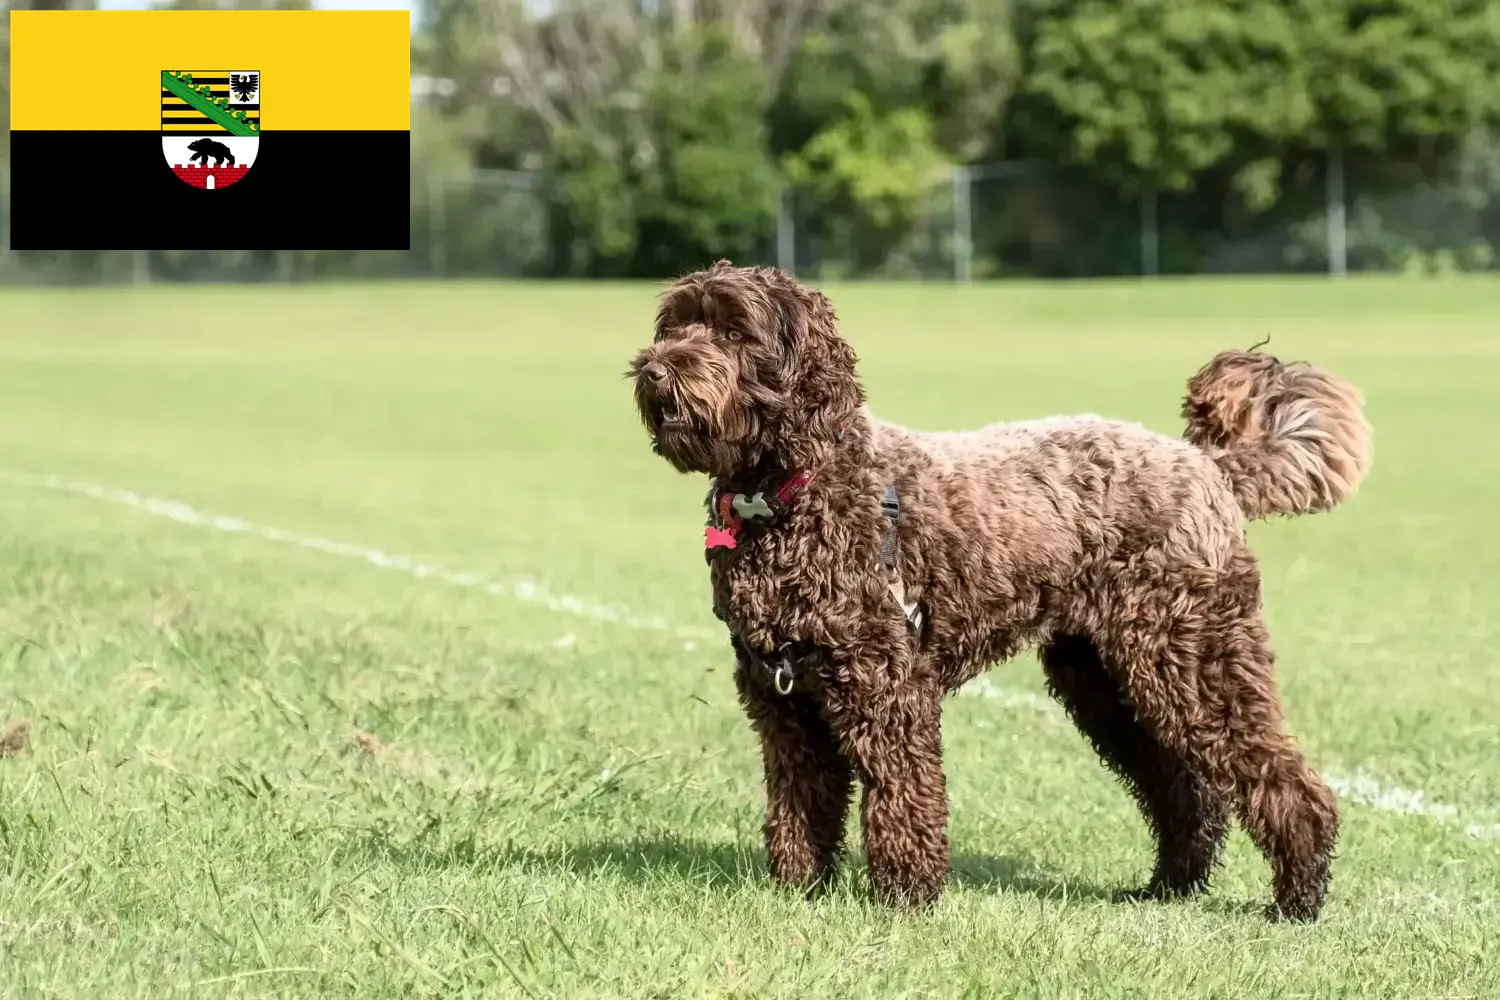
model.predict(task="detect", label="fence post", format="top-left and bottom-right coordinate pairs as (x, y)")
top-left (1327, 146), bottom-right (1347, 278)
top-left (428, 171), bottom-right (446, 277)
top-left (952, 166), bottom-right (973, 283)
top-left (1140, 189), bottom-right (1159, 278)
top-left (777, 187), bottom-right (795, 276)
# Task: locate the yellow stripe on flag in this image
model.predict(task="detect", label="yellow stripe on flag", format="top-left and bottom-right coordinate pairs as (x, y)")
top-left (10, 10), bottom-right (410, 132)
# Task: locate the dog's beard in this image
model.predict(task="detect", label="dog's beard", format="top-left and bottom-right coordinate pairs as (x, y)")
top-left (633, 352), bottom-right (761, 477)
top-left (653, 419), bottom-right (749, 477)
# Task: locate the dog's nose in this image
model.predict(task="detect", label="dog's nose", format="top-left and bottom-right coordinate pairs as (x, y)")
top-left (642, 361), bottom-right (669, 384)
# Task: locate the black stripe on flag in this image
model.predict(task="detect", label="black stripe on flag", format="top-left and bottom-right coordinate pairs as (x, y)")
top-left (9, 130), bottom-right (410, 250)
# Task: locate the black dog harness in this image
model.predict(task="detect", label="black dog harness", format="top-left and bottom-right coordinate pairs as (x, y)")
top-left (728, 482), bottom-right (923, 695)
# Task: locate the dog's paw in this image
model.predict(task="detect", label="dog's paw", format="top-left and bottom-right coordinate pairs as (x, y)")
top-left (1112, 878), bottom-right (1206, 904)
top-left (1112, 885), bottom-right (1165, 904)
top-left (871, 880), bottom-right (943, 911)
top-left (1263, 900), bottom-right (1321, 924)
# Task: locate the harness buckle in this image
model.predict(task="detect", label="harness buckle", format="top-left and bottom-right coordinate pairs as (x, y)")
top-left (889, 580), bottom-right (923, 635)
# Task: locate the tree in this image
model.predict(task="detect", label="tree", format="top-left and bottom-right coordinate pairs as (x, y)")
top-left (1015, 0), bottom-right (1500, 204)
top-left (773, 0), bottom-right (1020, 163)
top-left (418, 0), bottom-right (813, 275)
top-left (771, 0), bottom-right (1021, 276)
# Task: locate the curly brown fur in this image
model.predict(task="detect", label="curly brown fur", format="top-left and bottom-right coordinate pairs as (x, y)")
top-left (1041, 635), bottom-right (1230, 901)
top-left (629, 261), bottom-right (1370, 922)
top-left (1183, 348), bottom-right (1372, 519)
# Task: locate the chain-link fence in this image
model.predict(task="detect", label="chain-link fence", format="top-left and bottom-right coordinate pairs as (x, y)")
top-left (4, 143), bottom-right (1499, 284)
top-left (778, 180), bottom-right (956, 281)
top-left (415, 169), bottom-right (553, 278)
top-left (803, 144), bottom-right (1500, 280)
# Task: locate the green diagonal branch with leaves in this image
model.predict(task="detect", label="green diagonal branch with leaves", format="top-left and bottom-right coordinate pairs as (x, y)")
top-left (161, 71), bottom-right (259, 137)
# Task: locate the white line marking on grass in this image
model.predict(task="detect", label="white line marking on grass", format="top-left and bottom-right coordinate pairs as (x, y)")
top-left (960, 679), bottom-right (1499, 841)
top-left (0, 472), bottom-right (716, 641)
top-left (6, 470), bottom-right (1497, 842)
top-left (960, 677), bottom-right (1067, 720)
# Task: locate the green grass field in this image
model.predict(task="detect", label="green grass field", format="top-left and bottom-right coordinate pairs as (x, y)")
top-left (0, 278), bottom-right (1497, 998)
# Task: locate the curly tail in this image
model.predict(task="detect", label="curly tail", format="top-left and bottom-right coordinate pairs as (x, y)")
top-left (1182, 348), bottom-right (1372, 519)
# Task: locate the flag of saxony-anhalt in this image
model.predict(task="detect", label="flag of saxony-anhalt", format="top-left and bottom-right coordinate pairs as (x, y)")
top-left (8, 10), bottom-right (410, 250)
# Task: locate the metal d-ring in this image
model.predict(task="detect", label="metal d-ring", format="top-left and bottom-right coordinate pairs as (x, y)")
top-left (772, 658), bottom-right (795, 695)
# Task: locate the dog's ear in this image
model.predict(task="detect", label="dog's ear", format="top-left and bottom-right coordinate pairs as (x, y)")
top-left (773, 282), bottom-right (863, 469)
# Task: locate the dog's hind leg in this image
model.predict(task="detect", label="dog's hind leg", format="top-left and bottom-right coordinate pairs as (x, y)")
top-left (1188, 611), bottom-right (1337, 923)
top-left (1041, 634), bottom-right (1229, 901)
top-left (733, 645), bottom-right (853, 892)
top-left (1100, 563), bottom-right (1339, 922)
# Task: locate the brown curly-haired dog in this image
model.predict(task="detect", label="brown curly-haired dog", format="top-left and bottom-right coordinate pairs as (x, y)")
top-left (628, 261), bottom-right (1373, 923)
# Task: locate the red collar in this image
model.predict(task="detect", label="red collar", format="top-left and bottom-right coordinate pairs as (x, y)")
top-left (703, 421), bottom-right (849, 550)
top-left (705, 469), bottom-right (816, 550)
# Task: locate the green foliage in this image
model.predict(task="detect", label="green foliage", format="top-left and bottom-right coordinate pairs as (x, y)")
top-left (550, 133), bottom-right (641, 270)
top-left (1018, 0), bottom-right (1500, 204)
top-left (765, 0), bottom-right (1013, 276)
top-left (633, 34), bottom-right (783, 276)
top-left (788, 94), bottom-right (950, 229)
top-left (930, 1), bottom-right (1024, 159)
top-left (773, 0), bottom-right (1021, 162)
top-left (784, 93), bottom-right (954, 276)
top-left (1301, 0), bottom-right (1500, 149)
top-left (475, 20), bottom-right (782, 278)
top-left (1019, 0), bottom-right (1315, 194)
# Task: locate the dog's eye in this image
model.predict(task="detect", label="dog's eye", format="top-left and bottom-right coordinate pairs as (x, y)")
top-left (724, 328), bottom-right (743, 342)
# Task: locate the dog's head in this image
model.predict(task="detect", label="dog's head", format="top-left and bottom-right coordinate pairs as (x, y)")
top-left (628, 261), bottom-right (863, 478)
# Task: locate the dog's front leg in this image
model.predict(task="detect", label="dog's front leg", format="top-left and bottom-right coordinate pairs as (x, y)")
top-left (824, 641), bottom-right (949, 908)
top-left (733, 647), bottom-right (853, 891)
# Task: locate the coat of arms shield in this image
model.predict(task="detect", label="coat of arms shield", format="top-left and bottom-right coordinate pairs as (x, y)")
top-left (161, 70), bottom-right (261, 190)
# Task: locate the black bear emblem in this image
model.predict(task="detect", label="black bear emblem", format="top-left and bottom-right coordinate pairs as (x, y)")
top-left (187, 138), bottom-right (236, 167)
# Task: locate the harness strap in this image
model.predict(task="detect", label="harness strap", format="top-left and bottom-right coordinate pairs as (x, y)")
top-left (880, 485), bottom-right (901, 570)
top-left (881, 484), bottom-right (923, 635)
top-left (741, 480), bottom-right (923, 698)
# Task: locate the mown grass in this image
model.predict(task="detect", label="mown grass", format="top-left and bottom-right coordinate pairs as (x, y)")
top-left (0, 277), bottom-right (1496, 998)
